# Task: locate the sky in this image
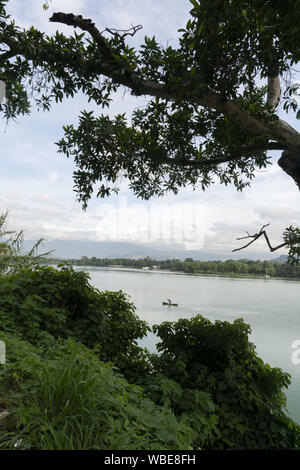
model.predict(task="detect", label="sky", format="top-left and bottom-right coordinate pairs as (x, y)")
top-left (1, 0), bottom-right (300, 258)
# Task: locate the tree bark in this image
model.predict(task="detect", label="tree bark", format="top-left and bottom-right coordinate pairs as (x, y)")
top-left (278, 151), bottom-right (300, 190)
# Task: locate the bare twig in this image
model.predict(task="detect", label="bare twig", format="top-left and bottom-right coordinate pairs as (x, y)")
top-left (233, 224), bottom-right (287, 253)
top-left (103, 25), bottom-right (143, 52)
top-left (104, 24), bottom-right (143, 39)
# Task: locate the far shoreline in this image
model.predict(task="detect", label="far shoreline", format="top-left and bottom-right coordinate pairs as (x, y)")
top-left (43, 261), bottom-right (300, 282)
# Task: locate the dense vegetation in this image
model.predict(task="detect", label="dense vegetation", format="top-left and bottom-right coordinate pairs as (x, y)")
top-left (0, 258), bottom-right (299, 449)
top-left (1, 0), bottom-right (300, 449)
top-left (42, 256), bottom-right (300, 279)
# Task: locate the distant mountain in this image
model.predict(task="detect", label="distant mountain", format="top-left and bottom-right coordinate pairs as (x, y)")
top-left (22, 238), bottom-right (281, 262)
top-left (271, 254), bottom-right (288, 263)
top-left (22, 239), bottom-right (228, 261)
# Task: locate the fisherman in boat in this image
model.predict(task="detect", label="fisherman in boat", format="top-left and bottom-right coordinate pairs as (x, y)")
top-left (162, 299), bottom-right (178, 306)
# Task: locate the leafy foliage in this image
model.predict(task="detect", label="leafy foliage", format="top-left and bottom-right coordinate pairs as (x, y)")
top-left (56, 97), bottom-right (270, 208)
top-left (0, 0), bottom-right (298, 202)
top-left (0, 336), bottom-right (193, 450)
top-left (0, 264), bottom-right (150, 378)
top-left (0, 262), bottom-right (299, 449)
top-left (145, 315), bottom-right (300, 450)
top-left (1, 0), bottom-right (300, 448)
top-left (0, 211), bottom-right (47, 274)
top-left (283, 226), bottom-right (300, 265)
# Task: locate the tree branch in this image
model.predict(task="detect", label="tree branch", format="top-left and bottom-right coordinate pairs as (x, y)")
top-left (278, 150), bottom-right (300, 190)
top-left (161, 142), bottom-right (288, 169)
top-left (233, 224), bottom-right (287, 253)
top-left (266, 76), bottom-right (281, 111)
top-left (104, 25), bottom-right (143, 39)
top-left (48, 11), bottom-right (300, 154)
top-left (49, 13), bottom-right (114, 61)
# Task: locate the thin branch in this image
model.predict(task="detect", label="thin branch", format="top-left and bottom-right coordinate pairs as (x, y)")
top-left (104, 25), bottom-right (143, 39)
top-left (233, 224), bottom-right (287, 253)
top-left (103, 25), bottom-right (143, 52)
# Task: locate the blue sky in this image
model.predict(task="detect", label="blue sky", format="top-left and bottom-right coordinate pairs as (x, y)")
top-left (1, 0), bottom-right (300, 257)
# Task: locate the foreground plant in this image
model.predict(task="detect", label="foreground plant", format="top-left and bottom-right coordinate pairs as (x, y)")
top-left (0, 337), bottom-right (193, 450)
top-left (0, 264), bottom-right (299, 450)
top-left (0, 211), bottom-right (47, 274)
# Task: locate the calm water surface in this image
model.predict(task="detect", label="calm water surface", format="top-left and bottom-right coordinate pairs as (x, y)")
top-left (77, 266), bottom-right (300, 424)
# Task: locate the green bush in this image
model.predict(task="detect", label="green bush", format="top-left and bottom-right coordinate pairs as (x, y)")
top-left (0, 335), bottom-right (193, 450)
top-left (145, 315), bottom-right (300, 450)
top-left (1, 263), bottom-right (299, 450)
top-left (0, 265), bottom-right (150, 377)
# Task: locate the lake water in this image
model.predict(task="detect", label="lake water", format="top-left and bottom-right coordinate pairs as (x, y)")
top-left (77, 266), bottom-right (300, 424)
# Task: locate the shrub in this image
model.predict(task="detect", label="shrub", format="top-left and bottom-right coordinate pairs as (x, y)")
top-left (1, 263), bottom-right (299, 449)
top-left (145, 315), bottom-right (300, 450)
top-left (0, 265), bottom-right (150, 377)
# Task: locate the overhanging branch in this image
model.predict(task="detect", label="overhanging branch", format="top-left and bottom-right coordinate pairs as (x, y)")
top-left (48, 12), bottom-right (278, 140)
top-left (161, 142), bottom-right (288, 169)
top-left (48, 11), bottom-right (300, 155)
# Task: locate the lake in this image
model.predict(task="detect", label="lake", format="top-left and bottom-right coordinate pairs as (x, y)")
top-left (77, 266), bottom-right (300, 424)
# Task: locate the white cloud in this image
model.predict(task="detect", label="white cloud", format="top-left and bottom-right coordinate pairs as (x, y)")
top-left (48, 170), bottom-right (59, 183)
top-left (6, 0), bottom-right (88, 33)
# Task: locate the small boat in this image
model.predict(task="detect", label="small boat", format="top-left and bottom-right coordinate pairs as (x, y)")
top-left (162, 299), bottom-right (178, 307)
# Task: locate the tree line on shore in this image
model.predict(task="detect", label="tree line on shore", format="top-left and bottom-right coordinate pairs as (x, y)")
top-left (42, 256), bottom-right (300, 279)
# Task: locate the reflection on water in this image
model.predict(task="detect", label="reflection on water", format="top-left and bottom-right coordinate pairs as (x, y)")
top-left (78, 266), bottom-right (300, 424)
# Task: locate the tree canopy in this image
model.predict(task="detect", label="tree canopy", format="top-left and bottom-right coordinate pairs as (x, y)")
top-left (0, 0), bottom-right (300, 259)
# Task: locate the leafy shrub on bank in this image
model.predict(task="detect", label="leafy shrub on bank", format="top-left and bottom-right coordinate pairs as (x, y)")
top-left (0, 265), bottom-right (151, 378)
top-left (144, 315), bottom-right (300, 450)
top-left (0, 335), bottom-right (194, 450)
top-left (0, 264), bottom-right (299, 450)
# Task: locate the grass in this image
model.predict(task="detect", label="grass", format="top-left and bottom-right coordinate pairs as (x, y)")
top-left (0, 338), bottom-right (193, 450)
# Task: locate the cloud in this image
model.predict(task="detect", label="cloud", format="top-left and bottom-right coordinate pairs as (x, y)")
top-left (6, 0), bottom-right (88, 33)
top-left (48, 171), bottom-right (59, 183)
top-left (89, 0), bottom-right (190, 46)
